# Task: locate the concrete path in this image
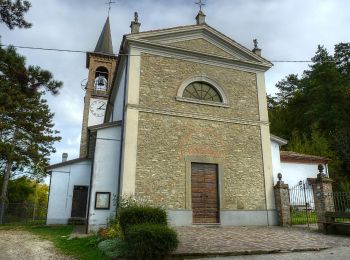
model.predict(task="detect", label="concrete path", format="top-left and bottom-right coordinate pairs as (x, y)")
top-left (174, 226), bottom-right (350, 257)
top-left (0, 230), bottom-right (70, 260)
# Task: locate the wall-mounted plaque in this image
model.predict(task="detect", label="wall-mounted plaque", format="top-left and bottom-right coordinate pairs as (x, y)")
top-left (95, 192), bottom-right (111, 210)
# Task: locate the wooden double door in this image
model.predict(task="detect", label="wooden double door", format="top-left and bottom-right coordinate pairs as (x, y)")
top-left (191, 163), bottom-right (219, 224)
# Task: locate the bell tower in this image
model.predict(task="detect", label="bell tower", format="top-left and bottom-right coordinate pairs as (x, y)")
top-left (79, 17), bottom-right (118, 158)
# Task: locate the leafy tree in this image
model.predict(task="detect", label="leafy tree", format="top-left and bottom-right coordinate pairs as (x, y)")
top-left (0, 45), bottom-right (62, 223)
top-left (269, 42), bottom-right (350, 191)
top-left (0, 0), bottom-right (31, 29)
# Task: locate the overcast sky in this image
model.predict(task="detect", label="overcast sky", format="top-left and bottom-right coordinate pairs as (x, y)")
top-left (1, 0), bottom-right (349, 165)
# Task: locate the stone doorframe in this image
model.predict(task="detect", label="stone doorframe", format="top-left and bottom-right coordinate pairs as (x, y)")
top-left (184, 156), bottom-right (224, 211)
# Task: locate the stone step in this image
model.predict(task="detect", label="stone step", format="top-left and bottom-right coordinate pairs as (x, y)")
top-left (68, 217), bottom-right (86, 225)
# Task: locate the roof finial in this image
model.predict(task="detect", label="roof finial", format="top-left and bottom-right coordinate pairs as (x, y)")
top-left (252, 38), bottom-right (262, 56)
top-left (105, 0), bottom-right (116, 16)
top-left (195, 0), bottom-right (206, 25)
top-left (130, 11), bottom-right (141, 34)
top-left (134, 11), bottom-right (139, 23)
top-left (253, 39), bottom-right (258, 49)
top-left (195, 0), bottom-right (206, 12)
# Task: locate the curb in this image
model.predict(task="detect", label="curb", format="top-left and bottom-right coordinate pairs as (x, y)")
top-left (170, 246), bottom-right (330, 259)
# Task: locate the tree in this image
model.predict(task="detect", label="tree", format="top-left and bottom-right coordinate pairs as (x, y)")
top-left (0, 0), bottom-right (31, 29)
top-left (269, 42), bottom-right (350, 191)
top-left (0, 45), bottom-right (62, 223)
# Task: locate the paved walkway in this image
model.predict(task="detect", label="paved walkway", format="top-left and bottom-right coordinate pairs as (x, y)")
top-left (173, 226), bottom-right (350, 257)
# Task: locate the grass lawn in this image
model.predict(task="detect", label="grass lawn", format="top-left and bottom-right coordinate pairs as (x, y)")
top-left (0, 224), bottom-right (108, 260)
top-left (291, 211), bottom-right (318, 225)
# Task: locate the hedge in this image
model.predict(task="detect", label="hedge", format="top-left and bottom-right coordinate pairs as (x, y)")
top-left (124, 224), bottom-right (179, 259)
top-left (118, 206), bottom-right (167, 234)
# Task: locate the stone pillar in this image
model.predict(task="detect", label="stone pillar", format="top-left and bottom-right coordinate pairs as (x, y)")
top-left (308, 165), bottom-right (334, 230)
top-left (274, 173), bottom-right (291, 226)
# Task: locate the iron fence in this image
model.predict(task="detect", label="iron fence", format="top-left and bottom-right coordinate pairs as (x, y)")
top-left (325, 192), bottom-right (350, 223)
top-left (289, 180), bottom-right (317, 227)
top-left (3, 202), bottom-right (47, 224)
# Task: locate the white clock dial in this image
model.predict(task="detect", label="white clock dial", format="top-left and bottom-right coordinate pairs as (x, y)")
top-left (90, 100), bottom-right (106, 117)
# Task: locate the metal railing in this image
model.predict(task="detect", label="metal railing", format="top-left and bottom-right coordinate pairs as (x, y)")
top-left (325, 192), bottom-right (350, 223)
top-left (3, 202), bottom-right (47, 224)
top-left (289, 180), bottom-right (317, 227)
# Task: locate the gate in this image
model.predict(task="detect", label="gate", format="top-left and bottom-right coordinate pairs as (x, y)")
top-left (289, 180), bottom-right (317, 227)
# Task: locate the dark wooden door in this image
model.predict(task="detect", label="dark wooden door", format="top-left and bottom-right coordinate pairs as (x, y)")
top-left (191, 163), bottom-right (219, 224)
top-left (71, 186), bottom-right (88, 218)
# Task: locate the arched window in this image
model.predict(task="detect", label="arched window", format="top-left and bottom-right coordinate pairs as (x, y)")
top-left (94, 66), bottom-right (109, 92)
top-left (183, 82), bottom-right (222, 102)
top-left (176, 76), bottom-right (229, 107)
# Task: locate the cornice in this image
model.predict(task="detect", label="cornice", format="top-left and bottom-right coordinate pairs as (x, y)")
top-left (127, 104), bottom-right (269, 127)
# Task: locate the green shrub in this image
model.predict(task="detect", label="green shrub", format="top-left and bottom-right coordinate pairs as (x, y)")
top-left (118, 206), bottom-right (167, 233)
top-left (124, 224), bottom-right (179, 260)
top-left (98, 238), bottom-right (127, 258)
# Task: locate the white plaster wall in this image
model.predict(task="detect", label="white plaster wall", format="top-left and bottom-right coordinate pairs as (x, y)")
top-left (46, 160), bottom-right (91, 224)
top-left (270, 140), bottom-right (283, 183)
top-left (88, 125), bottom-right (121, 231)
top-left (280, 161), bottom-right (328, 187)
top-left (110, 66), bottom-right (126, 122)
top-left (88, 98), bottom-right (107, 126)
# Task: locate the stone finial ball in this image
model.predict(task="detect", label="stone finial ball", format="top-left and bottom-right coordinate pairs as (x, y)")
top-left (318, 164), bottom-right (324, 173)
top-left (277, 172), bottom-right (282, 181)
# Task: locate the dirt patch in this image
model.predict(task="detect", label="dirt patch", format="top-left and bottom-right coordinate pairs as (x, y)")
top-left (0, 230), bottom-right (71, 260)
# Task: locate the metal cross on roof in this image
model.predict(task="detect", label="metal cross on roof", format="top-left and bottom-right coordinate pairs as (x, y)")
top-left (105, 0), bottom-right (116, 16)
top-left (195, 0), bottom-right (206, 12)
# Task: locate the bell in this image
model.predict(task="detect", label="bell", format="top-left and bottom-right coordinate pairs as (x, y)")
top-left (97, 76), bottom-right (106, 86)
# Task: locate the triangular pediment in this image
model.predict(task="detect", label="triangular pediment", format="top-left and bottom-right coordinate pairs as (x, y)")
top-left (125, 24), bottom-right (272, 69)
top-left (166, 38), bottom-right (236, 59)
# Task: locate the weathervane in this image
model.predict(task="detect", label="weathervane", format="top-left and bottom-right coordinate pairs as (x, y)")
top-left (195, 0), bottom-right (205, 12)
top-left (105, 0), bottom-right (116, 16)
top-left (134, 11), bottom-right (139, 23)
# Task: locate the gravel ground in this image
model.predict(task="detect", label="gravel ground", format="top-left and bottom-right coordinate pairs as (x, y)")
top-left (0, 230), bottom-right (71, 260)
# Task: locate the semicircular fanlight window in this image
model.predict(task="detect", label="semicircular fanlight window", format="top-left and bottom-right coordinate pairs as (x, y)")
top-left (182, 82), bottom-right (222, 102)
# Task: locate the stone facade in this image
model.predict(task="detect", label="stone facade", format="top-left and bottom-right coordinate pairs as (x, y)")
top-left (79, 53), bottom-right (117, 157)
top-left (134, 52), bottom-right (266, 211)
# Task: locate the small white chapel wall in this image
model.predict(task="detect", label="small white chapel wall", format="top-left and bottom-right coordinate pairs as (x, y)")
top-left (270, 140), bottom-right (283, 183)
top-left (46, 160), bottom-right (91, 224)
top-left (280, 161), bottom-right (328, 187)
top-left (88, 125), bottom-right (121, 232)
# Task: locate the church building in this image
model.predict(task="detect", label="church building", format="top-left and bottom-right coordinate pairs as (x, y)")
top-left (47, 10), bottom-right (280, 231)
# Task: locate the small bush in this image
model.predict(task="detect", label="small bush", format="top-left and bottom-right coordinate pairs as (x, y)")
top-left (106, 221), bottom-right (123, 239)
top-left (124, 224), bottom-right (179, 260)
top-left (97, 228), bottom-right (108, 240)
top-left (119, 206), bottom-right (167, 233)
top-left (98, 238), bottom-right (127, 258)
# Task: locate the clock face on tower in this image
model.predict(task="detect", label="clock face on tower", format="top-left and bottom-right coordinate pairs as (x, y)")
top-left (90, 99), bottom-right (106, 117)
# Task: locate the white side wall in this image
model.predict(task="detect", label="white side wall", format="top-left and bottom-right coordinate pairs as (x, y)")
top-left (280, 161), bottom-right (328, 187)
top-left (270, 140), bottom-right (283, 183)
top-left (109, 66), bottom-right (126, 122)
top-left (46, 160), bottom-right (91, 224)
top-left (88, 125), bottom-right (121, 231)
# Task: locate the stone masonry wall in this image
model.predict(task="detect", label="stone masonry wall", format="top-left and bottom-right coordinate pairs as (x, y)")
top-left (168, 38), bottom-right (234, 59)
top-left (138, 54), bottom-right (259, 121)
top-left (134, 53), bottom-right (265, 210)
